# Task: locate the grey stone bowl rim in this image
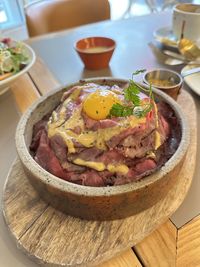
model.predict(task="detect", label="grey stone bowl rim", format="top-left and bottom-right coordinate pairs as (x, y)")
top-left (15, 77), bottom-right (190, 197)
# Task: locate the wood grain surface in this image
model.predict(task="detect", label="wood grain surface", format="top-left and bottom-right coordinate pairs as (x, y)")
top-left (2, 88), bottom-right (197, 267)
top-left (99, 249), bottom-right (142, 267)
top-left (28, 57), bottom-right (60, 95)
top-left (177, 215), bottom-right (200, 267)
top-left (11, 57), bottom-right (60, 114)
top-left (11, 74), bottom-right (40, 113)
top-left (134, 220), bottom-right (177, 267)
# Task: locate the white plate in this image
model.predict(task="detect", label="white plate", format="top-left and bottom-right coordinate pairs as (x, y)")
top-left (0, 42), bottom-right (36, 95)
top-left (154, 26), bottom-right (178, 48)
top-left (182, 64), bottom-right (200, 96)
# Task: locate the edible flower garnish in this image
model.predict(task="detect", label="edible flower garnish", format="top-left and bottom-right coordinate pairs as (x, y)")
top-left (109, 69), bottom-right (154, 118)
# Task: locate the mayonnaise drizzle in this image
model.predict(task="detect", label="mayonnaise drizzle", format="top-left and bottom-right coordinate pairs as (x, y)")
top-left (47, 84), bottom-right (150, 172)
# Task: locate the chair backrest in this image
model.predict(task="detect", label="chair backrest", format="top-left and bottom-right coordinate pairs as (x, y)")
top-left (25, 0), bottom-right (110, 37)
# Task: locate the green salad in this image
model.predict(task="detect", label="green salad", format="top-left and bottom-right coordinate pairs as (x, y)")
top-left (0, 38), bottom-right (30, 81)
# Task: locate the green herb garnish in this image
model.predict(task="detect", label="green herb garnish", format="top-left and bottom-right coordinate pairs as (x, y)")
top-left (109, 103), bottom-right (133, 117)
top-left (124, 79), bottom-right (141, 106)
top-left (109, 69), bottom-right (154, 118)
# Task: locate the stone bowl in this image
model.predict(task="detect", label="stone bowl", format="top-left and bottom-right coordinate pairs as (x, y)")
top-left (15, 78), bottom-right (190, 221)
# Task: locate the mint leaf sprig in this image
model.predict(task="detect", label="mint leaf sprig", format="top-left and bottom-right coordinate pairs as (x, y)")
top-left (109, 69), bottom-right (154, 118)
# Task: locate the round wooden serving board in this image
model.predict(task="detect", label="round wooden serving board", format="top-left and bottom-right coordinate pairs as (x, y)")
top-left (2, 90), bottom-right (197, 267)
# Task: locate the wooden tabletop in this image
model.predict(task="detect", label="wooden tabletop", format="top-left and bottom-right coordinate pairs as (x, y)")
top-left (1, 10), bottom-right (200, 267)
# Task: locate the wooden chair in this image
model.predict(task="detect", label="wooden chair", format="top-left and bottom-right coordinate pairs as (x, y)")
top-left (25, 0), bottom-right (110, 37)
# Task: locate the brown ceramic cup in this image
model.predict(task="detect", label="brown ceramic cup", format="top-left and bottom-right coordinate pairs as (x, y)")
top-left (143, 69), bottom-right (183, 100)
top-left (74, 36), bottom-right (116, 70)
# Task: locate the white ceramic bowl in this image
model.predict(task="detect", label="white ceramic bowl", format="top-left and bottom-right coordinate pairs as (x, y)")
top-left (0, 42), bottom-right (36, 95)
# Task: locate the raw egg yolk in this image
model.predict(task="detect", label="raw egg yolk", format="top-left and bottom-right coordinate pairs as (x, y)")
top-left (83, 89), bottom-right (121, 120)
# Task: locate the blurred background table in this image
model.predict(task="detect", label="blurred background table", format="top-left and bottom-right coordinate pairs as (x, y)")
top-left (1, 10), bottom-right (200, 267)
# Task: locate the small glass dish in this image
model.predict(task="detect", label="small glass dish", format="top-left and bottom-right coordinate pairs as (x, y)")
top-left (143, 69), bottom-right (183, 100)
top-left (74, 36), bottom-right (116, 70)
